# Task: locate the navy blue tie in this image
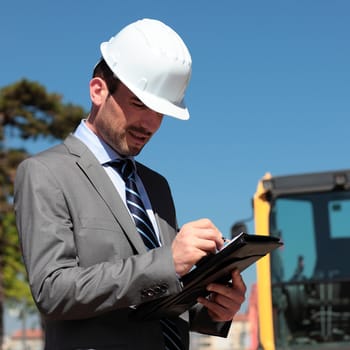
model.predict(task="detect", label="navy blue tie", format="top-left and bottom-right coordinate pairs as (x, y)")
top-left (110, 159), bottom-right (184, 350)
top-left (113, 159), bottom-right (160, 249)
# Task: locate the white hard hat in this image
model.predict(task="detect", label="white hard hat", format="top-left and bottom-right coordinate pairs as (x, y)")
top-left (100, 18), bottom-right (192, 120)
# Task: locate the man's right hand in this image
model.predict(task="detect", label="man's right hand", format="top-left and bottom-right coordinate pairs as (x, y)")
top-left (171, 218), bottom-right (224, 276)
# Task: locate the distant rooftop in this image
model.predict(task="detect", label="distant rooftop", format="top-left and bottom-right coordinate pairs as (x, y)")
top-left (11, 328), bottom-right (43, 340)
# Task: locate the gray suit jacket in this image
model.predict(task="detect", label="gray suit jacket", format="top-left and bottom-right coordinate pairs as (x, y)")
top-left (14, 135), bottom-right (231, 350)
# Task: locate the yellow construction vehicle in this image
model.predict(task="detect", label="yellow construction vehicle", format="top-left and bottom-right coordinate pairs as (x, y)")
top-left (234, 169), bottom-right (350, 350)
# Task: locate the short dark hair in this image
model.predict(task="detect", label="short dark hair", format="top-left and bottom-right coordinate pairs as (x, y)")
top-left (93, 59), bottom-right (120, 94)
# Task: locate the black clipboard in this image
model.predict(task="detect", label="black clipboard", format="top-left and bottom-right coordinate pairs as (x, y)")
top-left (131, 232), bottom-right (283, 321)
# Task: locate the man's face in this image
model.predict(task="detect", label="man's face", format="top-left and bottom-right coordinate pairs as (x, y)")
top-left (89, 80), bottom-right (164, 156)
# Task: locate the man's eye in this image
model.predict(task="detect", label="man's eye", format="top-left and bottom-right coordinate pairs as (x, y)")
top-left (132, 101), bottom-right (145, 108)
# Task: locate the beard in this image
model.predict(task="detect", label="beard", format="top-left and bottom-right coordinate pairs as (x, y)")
top-left (104, 125), bottom-right (151, 157)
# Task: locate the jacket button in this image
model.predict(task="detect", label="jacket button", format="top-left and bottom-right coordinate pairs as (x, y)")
top-left (147, 289), bottom-right (155, 297)
top-left (141, 290), bottom-right (148, 298)
top-left (154, 286), bottom-right (161, 294)
top-left (160, 283), bottom-right (169, 292)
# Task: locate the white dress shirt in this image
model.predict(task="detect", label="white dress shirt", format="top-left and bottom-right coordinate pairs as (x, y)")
top-left (73, 119), bottom-right (161, 244)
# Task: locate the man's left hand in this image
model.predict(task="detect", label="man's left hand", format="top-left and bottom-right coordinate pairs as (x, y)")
top-left (197, 269), bottom-right (247, 322)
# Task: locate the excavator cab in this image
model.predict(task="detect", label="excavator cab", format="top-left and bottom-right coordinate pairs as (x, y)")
top-left (254, 170), bottom-right (350, 349)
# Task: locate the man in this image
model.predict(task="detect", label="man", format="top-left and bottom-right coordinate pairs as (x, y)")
top-left (14, 18), bottom-right (246, 350)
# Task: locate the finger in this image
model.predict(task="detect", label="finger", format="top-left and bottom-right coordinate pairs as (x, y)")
top-left (207, 285), bottom-right (244, 312)
top-left (180, 221), bottom-right (223, 252)
top-left (197, 294), bottom-right (235, 322)
top-left (205, 271), bottom-right (246, 305)
top-left (193, 224), bottom-right (223, 251)
top-left (231, 269), bottom-right (247, 294)
top-left (195, 235), bottom-right (221, 254)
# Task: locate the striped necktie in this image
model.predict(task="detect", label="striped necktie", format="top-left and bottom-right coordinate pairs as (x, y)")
top-left (109, 159), bottom-right (184, 350)
top-left (112, 159), bottom-right (160, 249)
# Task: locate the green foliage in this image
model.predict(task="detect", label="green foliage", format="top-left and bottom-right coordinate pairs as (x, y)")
top-left (1, 212), bottom-right (32, 304)
top-left (0, 79), bottom-right (85, 141)
top-left (0, 149), bottom-right (34, 310)
top-left (0, 79), bottom-right (86, 341)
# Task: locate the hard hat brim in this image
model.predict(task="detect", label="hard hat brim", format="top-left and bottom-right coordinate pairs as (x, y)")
top-left (100, 30), bottom-right (191, 121)
top-left (126, 84), bottom-right (190, 121)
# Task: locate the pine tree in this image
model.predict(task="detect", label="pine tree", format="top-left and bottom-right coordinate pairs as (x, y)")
top-left (0, 79), bottom-right (86, 346)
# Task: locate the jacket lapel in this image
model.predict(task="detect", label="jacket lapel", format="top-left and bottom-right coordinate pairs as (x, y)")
top-left (64, 135), bottom-right (147, 253)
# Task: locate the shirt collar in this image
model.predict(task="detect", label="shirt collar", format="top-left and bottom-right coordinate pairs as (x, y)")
top-left (73, 119), bottom-right (135, 166)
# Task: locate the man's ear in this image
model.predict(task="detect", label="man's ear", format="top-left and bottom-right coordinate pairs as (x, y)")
top-left (90, 77), bottom-right (109, 106)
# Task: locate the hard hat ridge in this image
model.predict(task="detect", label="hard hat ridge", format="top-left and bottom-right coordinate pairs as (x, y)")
top-left (100, 18), bottom-right (192, 120)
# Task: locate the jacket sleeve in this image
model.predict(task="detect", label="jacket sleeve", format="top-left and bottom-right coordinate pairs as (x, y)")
top-left (14, 157), bottom-right (182, 321)
top-left (189, 304), bottom-right (232, 337)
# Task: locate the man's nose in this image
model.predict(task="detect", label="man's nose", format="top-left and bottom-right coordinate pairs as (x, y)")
top-left (140, 109), bottom-right (163, 130)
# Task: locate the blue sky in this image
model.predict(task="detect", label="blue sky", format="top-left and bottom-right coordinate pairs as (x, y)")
top-left (1, 0), bottom-right (350, 335)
